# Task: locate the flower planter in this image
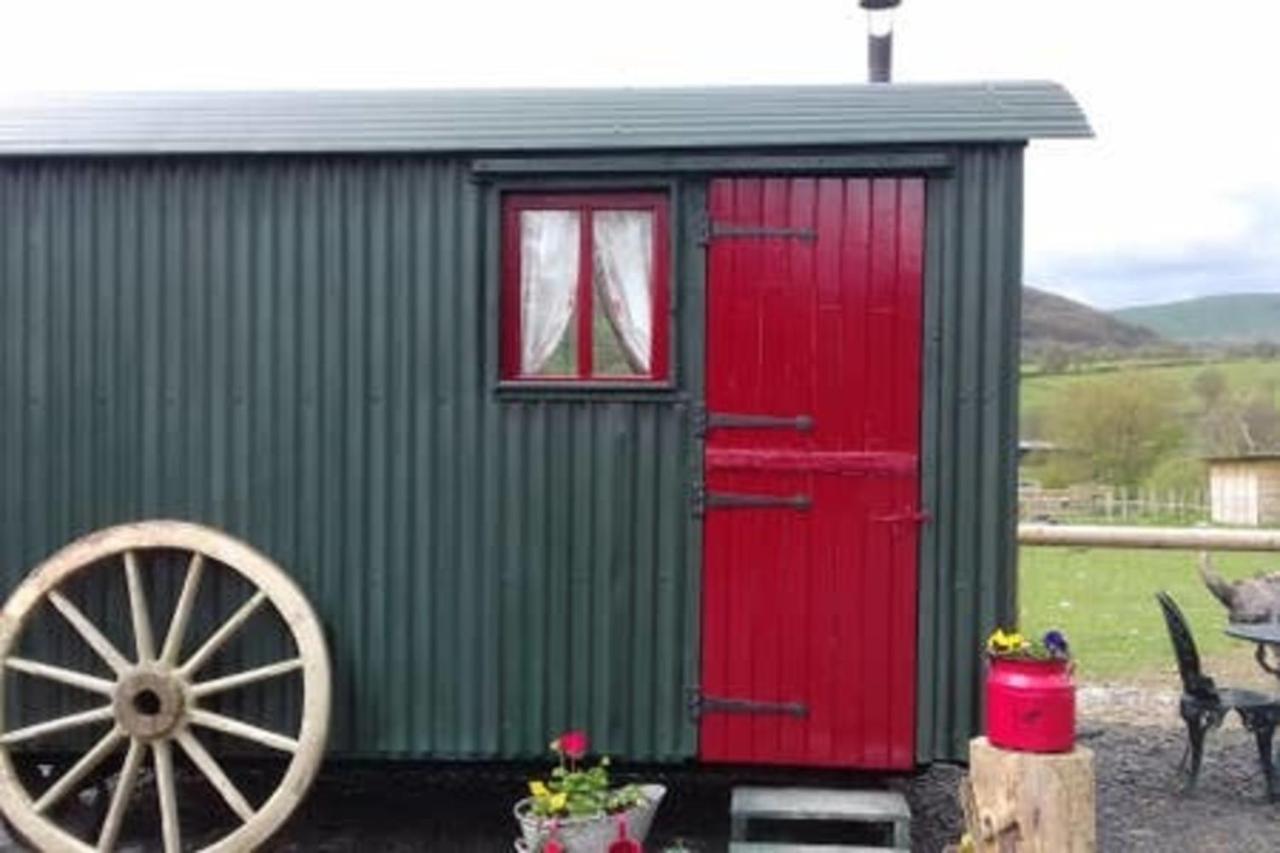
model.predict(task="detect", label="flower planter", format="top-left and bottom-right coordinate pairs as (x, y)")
top-left (513, 783), bottom-right (665, 853)
top-left (986, 657), bottom-right (1075, 753)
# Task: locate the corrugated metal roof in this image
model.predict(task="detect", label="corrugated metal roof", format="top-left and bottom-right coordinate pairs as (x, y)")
top-left (0, 82), bottom-right (1090, 156)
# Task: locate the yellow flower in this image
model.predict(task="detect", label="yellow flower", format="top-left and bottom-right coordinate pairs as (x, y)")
top-left (529, 781), bottom-right (549, 798)
top-left (987, 627), bottom-right (1030, 654)
top-left (550, 793), bottom-right (568, 812)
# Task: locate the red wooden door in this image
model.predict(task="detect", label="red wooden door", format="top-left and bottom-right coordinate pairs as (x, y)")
top-left (699, 176), bottom-right (925, 769)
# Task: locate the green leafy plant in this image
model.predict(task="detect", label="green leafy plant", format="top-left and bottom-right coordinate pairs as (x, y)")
top-left (526, 730), bottom-right (648, 819)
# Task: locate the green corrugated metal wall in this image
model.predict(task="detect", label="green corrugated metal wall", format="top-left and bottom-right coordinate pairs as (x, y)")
top-left (916, 145), bottom-right (1024, 763)
top-left (0, 146), bottom-right (1024, 764)
top-left (0, 157), bottom-right (702, 761)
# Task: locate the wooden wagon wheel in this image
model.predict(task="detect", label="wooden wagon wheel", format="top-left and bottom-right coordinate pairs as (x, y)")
top-left (0, 521), bottom-right (331, 852)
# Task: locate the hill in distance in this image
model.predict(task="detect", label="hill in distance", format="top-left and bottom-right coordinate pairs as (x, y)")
top-left (1022, 286), bottom-right (1164, 356)
top-left (1113, 293), bottom-right (1280, 344)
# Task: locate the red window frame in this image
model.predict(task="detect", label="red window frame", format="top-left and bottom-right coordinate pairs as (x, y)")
top-left (501, 191), bottom-right (670, 383)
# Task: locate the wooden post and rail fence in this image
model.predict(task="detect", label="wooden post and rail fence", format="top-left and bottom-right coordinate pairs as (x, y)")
top-left (1018, 485), bottom-right (1208, 524)
top-left (1018, 523), bottom-right (1280, 552)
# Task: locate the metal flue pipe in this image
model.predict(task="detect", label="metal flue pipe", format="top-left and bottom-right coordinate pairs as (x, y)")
top-left (860, 0), bottom-right (902, 83)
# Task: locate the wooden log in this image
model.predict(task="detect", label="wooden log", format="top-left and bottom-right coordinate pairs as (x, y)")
top-left (964, 737), bottom-right (1096, 853)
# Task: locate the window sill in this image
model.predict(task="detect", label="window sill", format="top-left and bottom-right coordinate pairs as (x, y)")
top-left (494, 380), bottom-right (680, 402)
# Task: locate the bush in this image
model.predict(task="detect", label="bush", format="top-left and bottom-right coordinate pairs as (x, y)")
top-left (1144, 456), bottom-right (1206, 494)
top-left (1045, 375), bottom-right (1183, 488)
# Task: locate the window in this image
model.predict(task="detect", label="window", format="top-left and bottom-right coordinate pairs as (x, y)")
top-left (501, 192), bottom-right (669, 383)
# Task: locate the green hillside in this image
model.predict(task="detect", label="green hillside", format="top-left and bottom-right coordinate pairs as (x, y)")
top-left (1114, 293), bottom-right (1280, 343)
top-left (1021, 357), bottom-right (1280, 416)
top-left (1022, 286), bottom-right (1163, 355)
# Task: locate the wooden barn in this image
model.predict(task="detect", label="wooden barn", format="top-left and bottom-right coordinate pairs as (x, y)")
top-left (0, 84), bottom-right (1089, 848)
top-left (1208, 454), bottom-right (1280, 526)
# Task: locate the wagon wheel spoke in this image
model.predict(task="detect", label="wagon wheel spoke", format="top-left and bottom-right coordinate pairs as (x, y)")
top-left (34, 726), bottom-right (124, 814)
top-left (123, 550), bottom-right (155, 663)
top-left (5, 657), bottom-right (115, 696)
top-left (160, 552), bottom-right (204, 667)
top-left (47, 591), bottom-right (131, 676)
top-left (188, 709), bottom-right (298, 754)
top-left (0, 706), bottom-right (116, 745)
top-left (179, 590), bottom-right (268, 678)
top-left (176, 729), bottom-right (255, 822)
top-left (97, 737), bottom-right (145, 851)
top-left (191, 657), bottom-right (303, 698)
top-left (153, 739), bottom-right (181, 853)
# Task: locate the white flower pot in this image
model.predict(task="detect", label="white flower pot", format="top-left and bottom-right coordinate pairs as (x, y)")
top-left (513, 783), bottom-right (665, 852)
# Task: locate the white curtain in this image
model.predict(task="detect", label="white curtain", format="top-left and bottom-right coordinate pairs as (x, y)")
top-left (593, 211), bottom-right (654, 373)
top-left (520, 210), bottom-right (580, 374)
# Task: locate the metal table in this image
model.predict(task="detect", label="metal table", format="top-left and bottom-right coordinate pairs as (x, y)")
top-left (1224, 621), bottom-right (1280, 801)
top-left (1225, 622), bottom-right (1280, 678)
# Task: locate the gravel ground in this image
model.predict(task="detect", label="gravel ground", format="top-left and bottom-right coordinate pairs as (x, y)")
top-left (1080, 683), bottom-right (1280, 853)
top-left (886, 682), bottom-right (1280, 851)
top-left (2, 684), bottom-right (1278, 851)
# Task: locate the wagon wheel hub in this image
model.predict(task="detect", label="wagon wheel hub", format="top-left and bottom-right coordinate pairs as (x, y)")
top-left (114, 668), bottom-right (186, 741)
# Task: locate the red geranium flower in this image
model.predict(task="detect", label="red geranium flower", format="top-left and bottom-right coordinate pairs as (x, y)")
top-left (558, 730), bottom-right (589, 760)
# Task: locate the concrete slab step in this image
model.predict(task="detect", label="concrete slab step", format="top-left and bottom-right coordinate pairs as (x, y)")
top-left (731, 787), bottom-right (910, 823)
top-left (729, 843), bottom-right (898, 853)
top-left (730, 786), bottom-right (911, 850)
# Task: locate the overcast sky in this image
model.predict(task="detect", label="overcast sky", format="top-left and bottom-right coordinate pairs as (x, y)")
top-left (3, 0), bottom-right (1276, 309)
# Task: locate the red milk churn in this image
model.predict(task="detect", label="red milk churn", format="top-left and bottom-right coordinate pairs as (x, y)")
top-left (986, 657), bottom-right (1075, 753)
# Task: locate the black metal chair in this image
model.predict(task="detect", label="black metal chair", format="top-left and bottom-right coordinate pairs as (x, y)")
top-left (1156, 591), bottom-right (1280, 799)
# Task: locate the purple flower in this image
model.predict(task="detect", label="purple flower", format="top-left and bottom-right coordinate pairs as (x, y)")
top-left (1043, 629), bottom-right (1069, 658)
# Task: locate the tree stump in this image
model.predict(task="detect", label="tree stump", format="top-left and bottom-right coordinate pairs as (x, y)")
top-left (962, 736), bottom-right (1096, 853)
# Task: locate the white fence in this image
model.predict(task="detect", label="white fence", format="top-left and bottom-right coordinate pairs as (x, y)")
top-left (1019, 485), bottom-right (1207, 524)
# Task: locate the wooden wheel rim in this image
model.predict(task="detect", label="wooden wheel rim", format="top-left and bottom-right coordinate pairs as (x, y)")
top-left (0, 520), bottom-right (332, 852)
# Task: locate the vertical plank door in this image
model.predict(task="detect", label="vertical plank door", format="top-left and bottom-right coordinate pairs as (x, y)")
top-left (700, 176), bottom-right (925, 768)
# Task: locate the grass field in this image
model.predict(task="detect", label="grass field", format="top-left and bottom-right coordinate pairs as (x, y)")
top-left (1019, 546), bottom-right (1280, 683)
top-left (1016, 361), bottom-right (1280, 685)
top-left (1020, 357), bottom-right (1280, 416)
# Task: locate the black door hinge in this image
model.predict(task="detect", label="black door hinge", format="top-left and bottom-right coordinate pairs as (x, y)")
top-left (691, 401), bottom-right (708, 438)
top-left (705, 491), bottom-right (812, 511)
top-left (687, 687), bottom-right (808, 721)
top-left (697, 212), bottom-right (818, 246)
top-left (707, 411), bottom-right (814, 433)
top-left (691, 484), bottom-right (812, 517)
top-left (691, 402), bottom-right (814, 438)
top-left (691, 481), bottom-right (706, 517)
